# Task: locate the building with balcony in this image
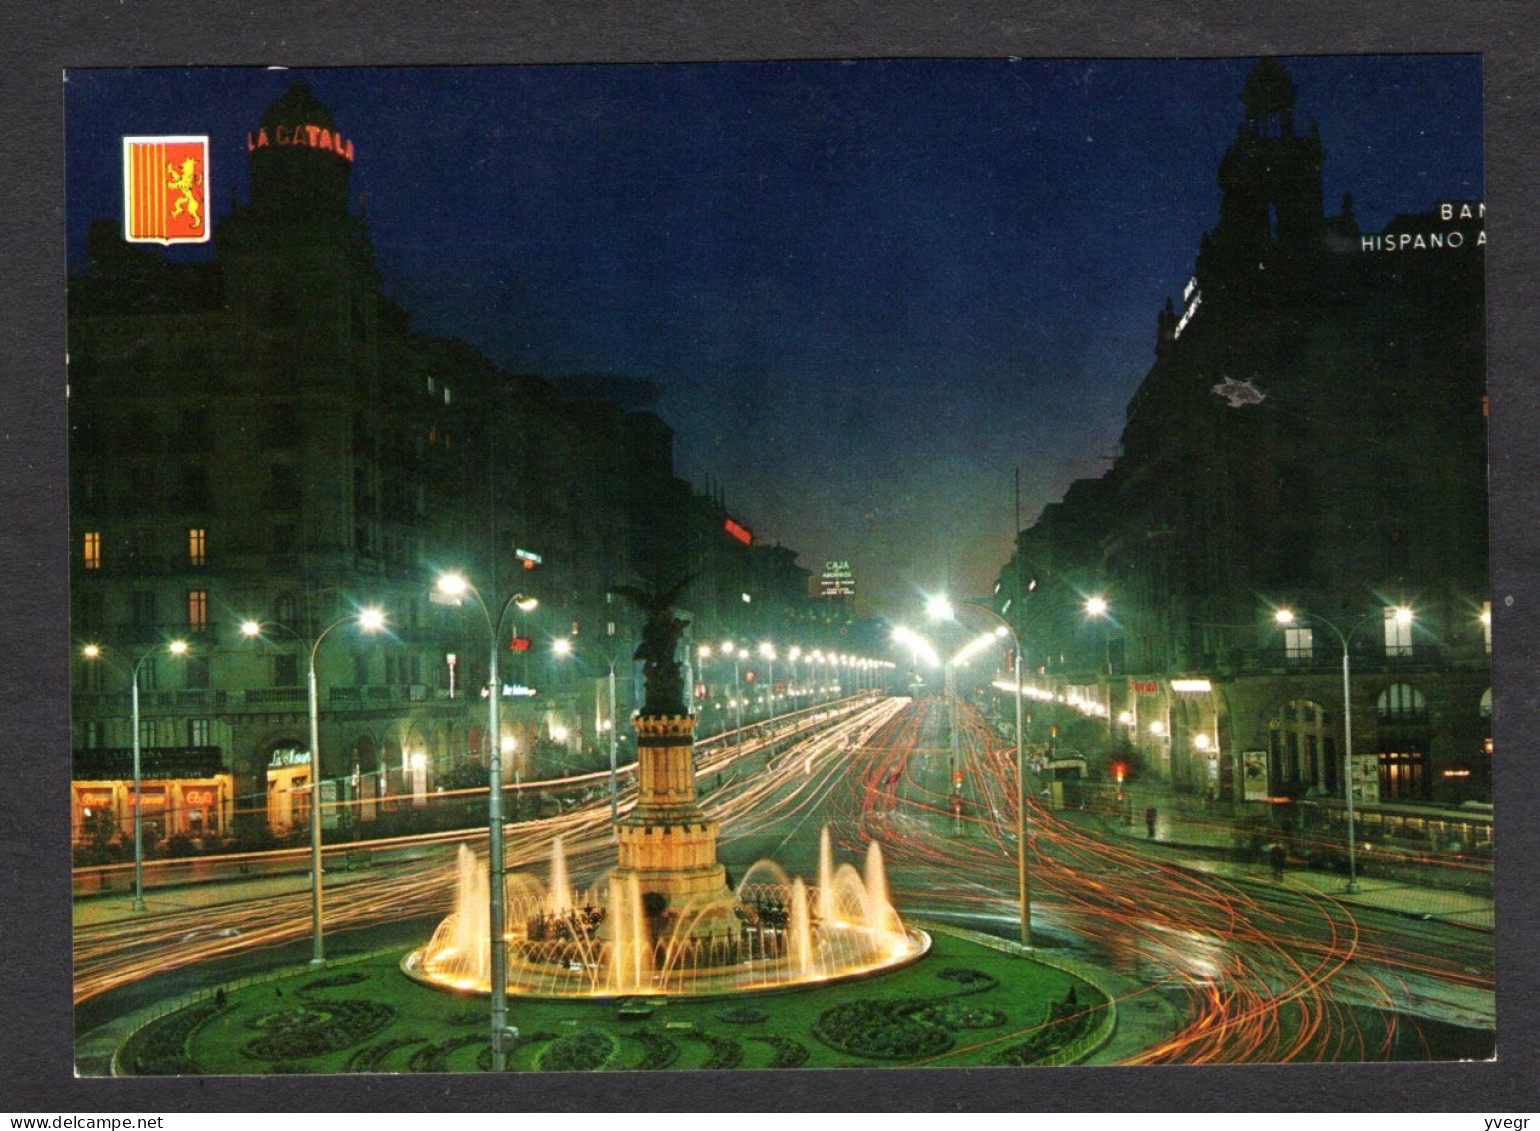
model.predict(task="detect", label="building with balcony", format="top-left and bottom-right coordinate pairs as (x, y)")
top-left (994, 59), bottom-right (1489, 806)
top-left (68, 82), bottom-right (827, 843)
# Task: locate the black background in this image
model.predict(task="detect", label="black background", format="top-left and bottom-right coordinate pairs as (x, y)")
top-left (2, 0), bottom-right (1535, 1113)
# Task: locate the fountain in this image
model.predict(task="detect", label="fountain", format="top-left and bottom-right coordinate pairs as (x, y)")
top-left (404, 579), bottom-right (927, 998)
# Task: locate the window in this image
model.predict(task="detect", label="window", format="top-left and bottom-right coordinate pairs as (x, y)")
top-left (1481, 601), bottom-right (1492, 653)
top-left (354, 653), bottom-right (370, 687)
top-left (1283, 626), bottom-right (1313, 661)
top-left (275, 593), bottom-right (297, 625)
top-left (83, 720), bottom-right (106, 749)
top-left (185, 654), bottom-right (210, 689)
top-left (187, 589), bottom-right (209, 632)
top-left (187, 718), bottom-right (210, 747)
top-left (1480, 688), bottom-right (1492, 720)
top-left (132, 590), bottom-right (157, 627)
top-left (1383, 607), bottom-right (1414, 657)
top-left (1377, 683), bottom-right (1427, 722)
top-left (140, 658), bottom-right (158, 692)
top-left (83, 531), bottom-right (101, 570)
top-left (427, 375), bottom-right (436, 395)
top-left (443, 386), bottom-right (452, 405)
top-left (187, 527), bottom-right (207, 567)
top-left (274, 653), bottom-right (300, 687)
top-left (139, 718), bottom-right (155, 748)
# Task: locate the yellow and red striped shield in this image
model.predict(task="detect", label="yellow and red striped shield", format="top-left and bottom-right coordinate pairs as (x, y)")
top-left (122, 135), bottom-right (210, 244)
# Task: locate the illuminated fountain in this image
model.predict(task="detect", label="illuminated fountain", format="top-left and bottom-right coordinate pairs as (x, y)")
top-left (405, 581), bottom-right (927, 997)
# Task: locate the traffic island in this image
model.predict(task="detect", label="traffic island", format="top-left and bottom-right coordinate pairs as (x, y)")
top-left (110, 927), bottom-right (1109, 1075)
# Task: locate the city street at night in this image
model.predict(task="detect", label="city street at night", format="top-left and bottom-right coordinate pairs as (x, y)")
top-left (57, 51), bottom-right (1502, 1084)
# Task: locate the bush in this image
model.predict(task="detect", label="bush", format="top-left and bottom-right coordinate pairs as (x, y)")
top-left (536, 1029), bottom-right (618, 1073)
top-left (299, 972), bottom-right (369, 993)
top-left (242, 1000), bottom-right (396, 1060)
top-left (627, 1029), bottom-right (679, 1071)
top-left (679, 1031), bottom-right (743, 1070)
top-left (747, 1035), bottom-right (810, 1069)
top-left (991, 993), bottom-right (1096, 1066)
top-left (125, 1001), bottom-right (226, 1076)
top-left (408, 1034), bottom-right (486, 1073)
top-left (813, 1000), bottom-right (953, 1060)
top-left (907, 1001), bottom-right (1006, 1030)
top-left (935, 967), bottom-right (998, 996)
top-left (345, 1037), bottom-right (426, 1073)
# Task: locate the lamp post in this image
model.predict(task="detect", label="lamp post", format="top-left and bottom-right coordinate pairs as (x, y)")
top-left (927, 594), bottom-right (1032, 948)
top-left (83, 639), bottom-right (190, 912)
top-left (554, 636), bottom-right (620, 827)
top-left (722, 641), bottom-right (743, 751)
top-left (242, 608), bottom-right (385, 965)
top-left (433, 572), bottom-right (537, 1071)
top-left (758, 642), bottom-right (776, 720)
top-left (1273, 604), bottom-right (1412, 894)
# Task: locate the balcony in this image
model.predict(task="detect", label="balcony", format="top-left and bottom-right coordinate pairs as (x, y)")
top-left (244, 687), bottom-right (307, 707)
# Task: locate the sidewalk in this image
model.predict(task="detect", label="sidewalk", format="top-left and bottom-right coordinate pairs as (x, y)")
top-left (1077, 786), bottom-right (1494, 932)
top-left (1180, 858), bottom-right (1495, 930)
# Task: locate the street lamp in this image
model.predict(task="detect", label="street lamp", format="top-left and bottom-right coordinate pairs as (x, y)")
top-left (432, 571), bottom-right (537, 1070)
top-left (82, 638), bottom-right (190, 912)
top-left (721, 641), bottom-right (744, 749)
top-left (1273, 604), bottom-right (1413, 894)
top-left (927, 595), bottom-right (1032, 947)
top-left (758, 642), bottom-right (776, 717)
top-left (241, 606), bottom-right (386, 965)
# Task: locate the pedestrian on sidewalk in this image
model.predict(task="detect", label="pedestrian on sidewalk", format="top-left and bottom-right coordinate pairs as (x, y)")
top-left (1269, 841), bottom-right (1286, 881)
top-left (1145, 805), bottom-right (1158, 839)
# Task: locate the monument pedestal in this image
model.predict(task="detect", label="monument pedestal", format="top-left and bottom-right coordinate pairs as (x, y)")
top-left (609, 713), bottom-right (740, 942)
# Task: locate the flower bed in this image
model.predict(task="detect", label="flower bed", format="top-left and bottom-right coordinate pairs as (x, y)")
top-left (242, 1000), bottom-right (396, 1061)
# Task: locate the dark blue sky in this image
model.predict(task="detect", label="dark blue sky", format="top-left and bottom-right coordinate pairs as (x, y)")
top-left (65, 58), bottom-right (1483, 616)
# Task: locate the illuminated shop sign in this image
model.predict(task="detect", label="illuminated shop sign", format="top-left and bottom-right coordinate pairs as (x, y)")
top-left (1170, 678), bottom-right (1212, 693)
top-left (724, 517), bottom-right (753, 546)
top-left (246, 124), bottom-right (356, 162)
top-left (1361, 201), bottom-right (1485, 252)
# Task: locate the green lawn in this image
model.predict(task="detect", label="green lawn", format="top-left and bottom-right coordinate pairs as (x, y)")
top-left (120, 930), bottom-right (1106, 1074)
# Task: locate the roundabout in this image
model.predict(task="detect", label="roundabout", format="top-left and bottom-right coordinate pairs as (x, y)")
top-left (114, 926), bottom-right (1111, 1074)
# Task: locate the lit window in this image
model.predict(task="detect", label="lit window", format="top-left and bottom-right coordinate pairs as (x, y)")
top-left (427, 375), bottom-right (436, 395)
top-left (1481, 601), bottom-right (1491, 653)
top-left (1283, 626), bottom-right (1314, 661)
top-left (188, 527), bottom-right (207, 567)
top-left (83, 531), bottom-right (101, 571)
top-left (187, 589), bottom-right (209, 632)
top-left (443, 386), bottom-right (452, 405)
top-left (1383, 607), bottom-right (1413, 657)
top-left (1480, 687), bottom-right (1492, 719)
top-left (187, 718), bottom-right (210, 746)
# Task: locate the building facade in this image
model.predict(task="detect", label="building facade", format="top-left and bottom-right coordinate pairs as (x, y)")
top-left (68, 83), bottom-right (834, 847)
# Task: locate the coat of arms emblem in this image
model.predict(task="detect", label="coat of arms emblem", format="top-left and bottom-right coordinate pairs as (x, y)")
top-left (122, 135), bottom-right (210, 245)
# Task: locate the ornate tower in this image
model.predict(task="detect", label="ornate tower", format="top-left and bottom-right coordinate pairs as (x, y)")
top-left (609, 583), bottom-right (740, 944)
top-left (1208, 58), bottom-right (1327, 267)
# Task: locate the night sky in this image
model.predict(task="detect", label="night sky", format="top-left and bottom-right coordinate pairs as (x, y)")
top-left (64, 58), bottom-right (1483, 618)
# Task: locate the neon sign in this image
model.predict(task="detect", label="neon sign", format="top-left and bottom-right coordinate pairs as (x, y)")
top-left (246, 124), bottom-right (356, 162)
top-left (724, 517), bottom-right (753, 546)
